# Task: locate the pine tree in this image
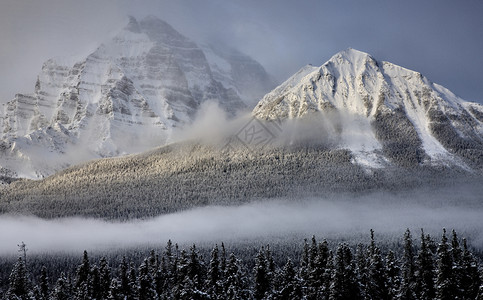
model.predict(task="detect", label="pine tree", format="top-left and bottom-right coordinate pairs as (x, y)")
top-left (99, 257), bottom-right (111, 299)
top-left (75, 250), bottom-right (90, 298)
top-left (38, 265), bottom-right (49, 300)
top-left (89, 265), bottom-right (102, 300)
top-left (107, 278), bottom-right (122, 300)
top-left (138, 258), bottom-right (157, 300)
top-left (399, 229), bottom-right (416, 300)
top-left (50, 272), bottom-right (71, 300)
top-left (253, 247), bottom-right (270, 300)
top-left (385, 250), bottom-right (400, 300)
top-left (273, 259), bottom-right (302, 300)
top-left (118, 256), bottom-right (130, 298)
top-left (207, 244), bottom-right (222, 299)
top-left (355, 243), bottom-right (368, 299)
top-left (329, 243), bottom-right (360, 300)
top-left (6, 256), bottom-right (31, 300)
top-left (366, 246), bottom-right (389, 300)
top-left (415, 229), bottom-right (436, 300)
top-left (460, 238), bottom-right (481, 299)
top-left (436, 228), bottom-right (455, 300)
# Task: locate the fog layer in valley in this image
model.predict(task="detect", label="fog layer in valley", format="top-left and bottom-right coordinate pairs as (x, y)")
top-left (1, 186), bottom-right (482, 255)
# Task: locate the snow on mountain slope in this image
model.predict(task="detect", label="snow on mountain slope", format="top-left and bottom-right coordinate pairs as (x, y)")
top-left (0, 16), bottom-right (273, 179)
top-left (253, 48), bottom-right (483, 168)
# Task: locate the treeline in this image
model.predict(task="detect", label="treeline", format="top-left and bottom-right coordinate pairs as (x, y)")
top-left (3, 229), bottom-right (483, 299)
top-left (0, 142), bottom-right (470, 220)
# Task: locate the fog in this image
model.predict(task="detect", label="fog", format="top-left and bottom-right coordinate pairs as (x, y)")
top-left (1, 0), bottom-right (483, 104)
top-left (1, 188), bottom-right (482, 255)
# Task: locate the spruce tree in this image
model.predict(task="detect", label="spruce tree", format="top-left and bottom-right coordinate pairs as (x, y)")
top-left (138, 258), bottom-right (157, 300)
top-left (415, 229), bottom-right (436, 300)
top-left (207, 244), bottom-right (222, 298)
top-left (460, 238), bottom-right (481, 299)
top-left (99, 257), bottom-right (111, 299)
top-left (6, 256), bottom-right (31, 300)
top-left (399, 229), bottom-right (416, 300)
top-left (50, 272), bottom-right (71, 300)
top-left (436, 228), bottom-right (455, 300)
top-left (329, 243), bottom-right (360, 300)
top-left (253, 247), bottom-right (270, 300)
top-left (38, 265), bottom-right (49, 300)
top-left (385, 250), bottom-right (400, 300)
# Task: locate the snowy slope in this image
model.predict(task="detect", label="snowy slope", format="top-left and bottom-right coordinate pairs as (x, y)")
top-left (0, 16), bottom-right (273, 179)
top-left (253, 48), bottom-right (483, 168)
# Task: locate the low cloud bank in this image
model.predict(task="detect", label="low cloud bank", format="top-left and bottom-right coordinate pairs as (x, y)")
top-left (1, 193), bottom-right (482, 255)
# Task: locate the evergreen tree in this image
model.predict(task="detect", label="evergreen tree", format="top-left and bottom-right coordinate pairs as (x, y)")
top-left (355, 243), bottom-right (368, 299)
top-left (38, 265), bottom-right (49, 300)
top-left (107, 278), bottom-right (122, 300)
top-left (399, 229), bottom-right (416, 300)
top-left (253, 247), bottom-right (270, 300)
top-left (366, 246), bottom-right (389, 300)
top-left (6, 256), bottom-right (31, 300)
top-left (460, 238), bottom-right (481, 299)
top-left (74, 250), bottom-right (90, 298)
top-left (50, 272), bottom-right (71, 300)
top-left (89, 265), bottom-right (102, 300)
top-left (117, 256), bottom-right (130, 298)
top-left (385, 250), bottom-right (401, 300)
top-left (436, 228), bottom-right (455, 300)
top-left (99, 257), bottom-right (111, 299)
top-left (138, 258), bottom-right (157, 300)
top-left (415, 229), bottom-right (436, 300)
top-left (273, 259), bottom-right (302, 300)
top-left (207, 244), bottom-right (222, 299)
top-left (329, 243), bottom-right (360, 300)
top-left (224, 253), bottom-right (249, 300)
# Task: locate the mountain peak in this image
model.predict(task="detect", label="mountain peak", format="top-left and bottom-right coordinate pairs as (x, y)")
top-left (253, 49), bottom-right (483, 168)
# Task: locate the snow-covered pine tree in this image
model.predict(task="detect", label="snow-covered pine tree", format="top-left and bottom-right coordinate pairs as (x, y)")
top-left (50, 272), bottom-right (71, 300)
top-left (6, 256), bottom-right (31, 300)
top-left (435, 228), bottom-right (455, 300)
top-left (138, 258), bottom-right (157, 300)
top-left (385, 250), bottom-right (401, 300)
top-left (99, 257), bottom-right (111, 299)
top-left (398, 228), bottom-right (416, 300)
top-left (415, 229), bottom-right (436, 300)
top-left (460, 238), bottom-right (481, 299)
top-left (329, 243), bottom-right (360, 300)
top-left (206, 244), bottom-right (222, 298)
top-left (253, 247), bottom-right (270, 300)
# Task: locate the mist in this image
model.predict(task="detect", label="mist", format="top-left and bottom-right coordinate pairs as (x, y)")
top-left (1, 186), bottom-right (482, 255)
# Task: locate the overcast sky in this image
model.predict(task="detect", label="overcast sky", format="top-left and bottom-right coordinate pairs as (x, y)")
top-left (1, 0), bottom-right (483, 104)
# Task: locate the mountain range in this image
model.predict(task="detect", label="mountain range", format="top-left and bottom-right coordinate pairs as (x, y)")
top-left (0, 16), bottom-right (273, 179)
top-left (1, 48), bottom-right (482, 219)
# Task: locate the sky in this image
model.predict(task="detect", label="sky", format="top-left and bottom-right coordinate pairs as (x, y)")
top-left (1, 0), bottom-right (483, 104)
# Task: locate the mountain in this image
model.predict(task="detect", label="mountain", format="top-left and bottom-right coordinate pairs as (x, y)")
top-left (0, 16), bottom-right (274, 179)
top-left (1, 48), bottom-right (482, 219)
top-left (253, 48), bottom-right (483, 168)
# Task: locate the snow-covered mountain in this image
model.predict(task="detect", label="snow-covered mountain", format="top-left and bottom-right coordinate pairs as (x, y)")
top-left (253, 48), bottom-right (483, 168)
top-left (0, 16), bottom-right (273, 179)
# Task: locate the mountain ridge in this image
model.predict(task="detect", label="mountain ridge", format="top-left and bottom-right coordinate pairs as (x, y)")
top-left (0, 16), bottom-right (274, 179)
top-left (253, 48), bottom-right (483, 168)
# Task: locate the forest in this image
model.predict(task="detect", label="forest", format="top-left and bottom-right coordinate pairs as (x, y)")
top-left (1, 229), bottom-right (482, 299)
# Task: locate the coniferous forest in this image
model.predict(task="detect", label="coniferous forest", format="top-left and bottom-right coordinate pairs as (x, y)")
top-left (2, 229), bottom-right (482, 300)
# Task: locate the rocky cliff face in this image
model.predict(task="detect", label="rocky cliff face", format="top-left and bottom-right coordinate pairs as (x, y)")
top-left (0, 16), bottom-right (274, 178)
top-left (253, 48), bottom-right (483, 168)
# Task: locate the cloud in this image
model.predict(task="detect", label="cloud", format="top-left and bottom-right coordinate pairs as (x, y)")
top-left (1, 187), bottom-right (482, 255)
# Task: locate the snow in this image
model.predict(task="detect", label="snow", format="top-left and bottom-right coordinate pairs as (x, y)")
top-left (253, 48), bottom-right (482, 169)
